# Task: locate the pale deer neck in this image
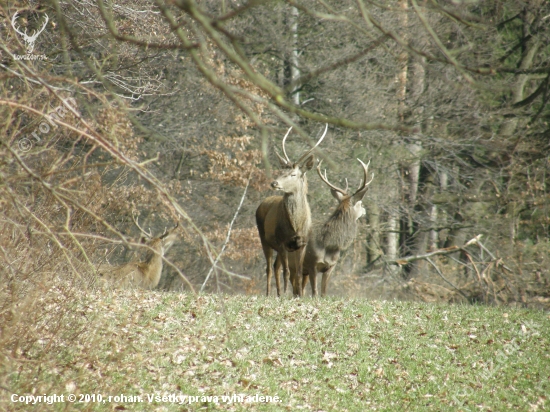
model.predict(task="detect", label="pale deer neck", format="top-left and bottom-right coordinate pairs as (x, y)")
top-left (283, 187), bottom-right (311, 233)
top-left (141, 239), bottom-right (164, 284)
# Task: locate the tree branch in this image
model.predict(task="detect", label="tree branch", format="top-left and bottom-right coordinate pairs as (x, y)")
top-left (200, 178), bottom-right (251, 292)
top-left (365, 235), bottom-right (482, 271)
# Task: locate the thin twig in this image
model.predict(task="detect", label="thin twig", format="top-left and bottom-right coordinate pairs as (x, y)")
top-left (465, 252), bottom-right (487, 303)
top-left (426, 257), bottom-right (469, 300)
top-left (200, 179), bottom-right (250, 292)
top-left (411, 0), bottom-right (474, 84)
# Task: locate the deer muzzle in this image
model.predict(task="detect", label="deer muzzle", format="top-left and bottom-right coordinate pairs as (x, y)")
top-left (271, 180), bottom-right (282, 189)
top-left (286, 235), bottom-right (306, 252)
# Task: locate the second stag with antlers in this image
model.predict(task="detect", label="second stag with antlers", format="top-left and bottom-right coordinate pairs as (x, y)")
top-left (256, 124), bottom-right (328, 297)
top-left (281, 158), bottom-right (374, 297)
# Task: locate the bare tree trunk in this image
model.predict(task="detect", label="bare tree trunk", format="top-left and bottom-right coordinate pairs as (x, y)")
top-left (410, 172), bottom-right (435, 277)
top-left (396, 0), bottom-right (408, 123)
top-left (402, 142), bottom-right (421, 259)
top-left (407, 143), bottom-right (422, 204)
top-left (386, 207), bottom-right (399, 261)
top-left (290, 6), bottom-right (300, 106)
top-left (428, 203), bottom-right (438, 251)
top-left (444, 174), bottom-right (488, 260)
top-left (499, 8), bottom-right (540, 137)
top-left (277, 8), bottom-right (285, 88)
top-left (409, 102), bottom-right (433, 274)
top-left (386, 167), bottom-right (400, 262)
top-left (405, 40), bottom-right (428, 276)
top-left (407, 51), bottom-right (426, 206)
top-left (388, 0), bottom-right (409, 266)
top-left (497, 8), bottom-right (540, 246)
top-left (437, 168), bottom-right (449, 248)
top-left (366, 201), bottom-right (381, 263)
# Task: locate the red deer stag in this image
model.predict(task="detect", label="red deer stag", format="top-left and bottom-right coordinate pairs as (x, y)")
top-left (278, 158), bottom-right (373, 297)
top-left (256, 124), bottom-right (328, 297)
top-left (98, 218), bottom-right (179, 290)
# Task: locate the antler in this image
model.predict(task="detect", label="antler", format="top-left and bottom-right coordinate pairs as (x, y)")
top-left (275, 123), bottom-right (328, 167)
top-left (316, 160), bottom-right (348, 195)
top-left (131, 212), bottom-right (152, 239)
top-left (160, 223), bottom-right (179, 239)
top-left (295, 123), bottom-right (328, 166)
top-left (352, 159), bottom-right (374, 198)
top-left (11, 12), bottom-right (26, 37)
top-left (33, 13), bottom-right (49, 39)
top-left (275, 126), bottom-right (293, 166)
top-left (317, 158), bottom-right (374, 198)
top-left (281, 126), bottom-right (293, 164)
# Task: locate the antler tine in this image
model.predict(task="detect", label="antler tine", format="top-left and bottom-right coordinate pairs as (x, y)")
top-left (355, 158), bottom-right (374, 194)
top-left (11, 12), bottom-right (25, 36)
top-left (160, 222), bottom-right (179, 238)
top-left (281, 126), bottom-right (293, 164)
top-left (316, 160), bottom-right (348, 195)
top-left (35, 14), bottom-right (49, 37)
top-left (131, 212), bottom-right (152, 238)
top-left (296, 123), bottom-right (328, 165)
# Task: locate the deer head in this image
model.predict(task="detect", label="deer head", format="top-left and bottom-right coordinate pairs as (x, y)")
top-left (11, 12), bottom-right (49, 54)
top-left (157, 223), bottom-right (179, 253)
top-left (132, 213), bottom-right (178, 253)
top-left (271, 124), bottom-right (328, 194)
top-left (317, 158), bottom-right (374, 219)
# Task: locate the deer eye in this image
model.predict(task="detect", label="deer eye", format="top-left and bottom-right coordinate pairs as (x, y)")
top-left (291, 173), bottom-right (297, 177)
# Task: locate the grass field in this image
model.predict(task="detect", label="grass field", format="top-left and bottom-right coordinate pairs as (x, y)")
top-left (2, 289), bottom-right (549, 411)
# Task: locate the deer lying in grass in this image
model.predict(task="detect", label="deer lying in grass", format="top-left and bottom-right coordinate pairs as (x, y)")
top-left (256, 124), bottom-right (327, 297)
top-left (278, 159), bottom-right (373, 297)
top-left (98, 220), bottom-right (178, 290)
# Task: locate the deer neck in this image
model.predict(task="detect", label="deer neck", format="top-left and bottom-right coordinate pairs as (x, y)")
top-left (320, 202), bottom-right (357, 251)
top-left (139, 239), bottom-right (164, 287)
top-left (283, 189), bottom-right (311, 234)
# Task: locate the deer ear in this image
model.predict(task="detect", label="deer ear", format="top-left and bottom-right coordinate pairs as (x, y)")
top-left (330, 189), bottom-right (346, 203)
top-left (301, 155), bottom-right (314, 172)
top-left (352, 186), bottom-right (369, 204)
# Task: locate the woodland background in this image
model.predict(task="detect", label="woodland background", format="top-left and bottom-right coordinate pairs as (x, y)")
top-left (1, 0), bottom-right (550, 308)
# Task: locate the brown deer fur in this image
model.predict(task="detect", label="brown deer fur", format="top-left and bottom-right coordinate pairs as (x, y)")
top-left (98, 226), bottom-right (178, 290)
top-left (256, 125), bottom-right (327, 297)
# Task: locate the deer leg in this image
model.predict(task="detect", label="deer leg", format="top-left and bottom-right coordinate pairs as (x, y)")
top-left (301, 273), bottom-right (309, 296)
top-left (275, 253), bottom-right (288, 294)
top-left (301, 259), bottom-right (310, 296)
top-left (293, 247), bottom-right (305, 297)
top-left (321, 266), bottom-right (335, 297)
top-left (280, 250), bottom-right (291, 296)
top-left (277, 253), bottom-right (289, 293)
top-left (310, 268), bottom-right (318, 297)
top-left (274, 254), bottom-right (282, 297)
top-left (262, 244), bottom-right (273, 297)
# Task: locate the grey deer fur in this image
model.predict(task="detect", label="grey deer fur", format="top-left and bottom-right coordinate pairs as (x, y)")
top-left (256, 124), bottom-right (327, 297)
